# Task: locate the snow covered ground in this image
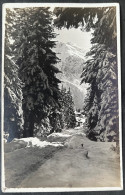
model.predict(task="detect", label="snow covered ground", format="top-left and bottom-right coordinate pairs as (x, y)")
top-left (48, 132), bottom-right (71, 138)
top-left (4, 128), bottom-right (121, 189)
top-left (13, 137), bottom-right (64, 148)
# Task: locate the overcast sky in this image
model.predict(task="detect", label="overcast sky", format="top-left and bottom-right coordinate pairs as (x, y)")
top-left (54, 27), bottom-right (93, 52)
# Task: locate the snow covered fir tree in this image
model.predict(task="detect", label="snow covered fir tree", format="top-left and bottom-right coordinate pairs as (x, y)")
top-left (59, 86), bottom-right (76, 129)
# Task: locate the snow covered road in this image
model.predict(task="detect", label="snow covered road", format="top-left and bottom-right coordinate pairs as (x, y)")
top-left (4, 128), bottom-right (121, 189)
top-left (19, 129), bottom-right (121, 188)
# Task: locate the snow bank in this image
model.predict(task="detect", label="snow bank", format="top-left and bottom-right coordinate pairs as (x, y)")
top-left (13, 137), bottom-right (64, 148)
top-left (62, 129), bottom-right (86, 137)
top-left (47, 132), bottom-right (71, 138)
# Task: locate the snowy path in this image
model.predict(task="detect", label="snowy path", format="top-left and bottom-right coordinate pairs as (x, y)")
top-left (17, 128), bottom-right (121, 188)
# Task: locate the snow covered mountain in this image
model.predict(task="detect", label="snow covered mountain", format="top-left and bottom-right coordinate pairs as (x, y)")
top-left (54, 42), bottom-right (88, 109)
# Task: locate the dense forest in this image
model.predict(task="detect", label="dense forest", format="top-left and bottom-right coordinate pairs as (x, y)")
top-left (4, 6), bottom-right (119, 145)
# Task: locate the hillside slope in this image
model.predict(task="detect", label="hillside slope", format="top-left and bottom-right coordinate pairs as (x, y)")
top-left (54, 42), bottom-right (88, 109)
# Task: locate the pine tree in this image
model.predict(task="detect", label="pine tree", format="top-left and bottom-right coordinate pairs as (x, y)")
top-left (65, 88), bottom-right (76, 128)
top-left (5, 7), bottom-right (61, 138)
top-left (17, 7), bottom-right (61, 137)
top-left (4, 9), bottom-right (24, 141)
top-left (80, 17), bottom-right (118, 142)
top-left (59, 86), bottom-right (76, 129)
top-left (59, 86), bottom-right (67, 129)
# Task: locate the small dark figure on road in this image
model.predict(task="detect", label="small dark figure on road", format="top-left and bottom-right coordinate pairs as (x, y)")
top-left (81, 143), bottom-right (83, 147)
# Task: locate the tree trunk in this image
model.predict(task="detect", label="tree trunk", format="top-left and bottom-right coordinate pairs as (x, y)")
top-left (29, 112), bottom-right (34, 137)
top-left (23, 112), bottom-right (34, 137)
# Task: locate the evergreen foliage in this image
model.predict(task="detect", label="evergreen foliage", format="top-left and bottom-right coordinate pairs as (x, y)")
top-left (4, 6), bottom-right (118, 142)
top-left (15, 7), bottom-right (62, 137)
top-left (4, 9), bottom-right (24, 141)
top-left (59, 86), bottom-right (76, 129)
top-left (65, 88), bottom-right (76, 128)
top-left (81, 45), bottom-right (118, 141)
top-left (4, 7), bottom-right (76, 139)
top-left (4, 7), bottom-right (61, 138)
top-left (54, 7), bottom-right (119, 142)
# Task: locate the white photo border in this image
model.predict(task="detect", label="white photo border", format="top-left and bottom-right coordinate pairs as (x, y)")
top-left (1, 2), bottom-right (123, 192)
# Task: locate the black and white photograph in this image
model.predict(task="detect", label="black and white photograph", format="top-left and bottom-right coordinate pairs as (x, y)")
top-left (1, 3), bottom-right (123, 192)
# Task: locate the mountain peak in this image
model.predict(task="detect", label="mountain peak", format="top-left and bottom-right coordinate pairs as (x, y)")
top-left (54, 41), bottom-right (88, 109)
